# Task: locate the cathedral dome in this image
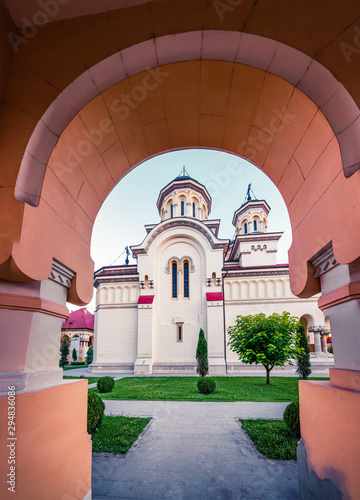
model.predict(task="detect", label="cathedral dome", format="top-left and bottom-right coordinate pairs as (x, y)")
top-left (156, 167), bottom-right (212, 221)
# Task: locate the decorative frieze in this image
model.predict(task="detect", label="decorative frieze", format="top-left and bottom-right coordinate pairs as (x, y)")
top-left (311, 244), bottom-right (339, 279)
top-left (49, 259), bottom-right (74, 288)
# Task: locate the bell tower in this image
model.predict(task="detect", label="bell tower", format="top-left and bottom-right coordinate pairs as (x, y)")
top-left (228, 185), bottom-right (283, 267)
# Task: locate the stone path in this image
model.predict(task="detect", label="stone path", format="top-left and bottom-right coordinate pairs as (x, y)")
top-left (92, 401), bottom-right (299, 500)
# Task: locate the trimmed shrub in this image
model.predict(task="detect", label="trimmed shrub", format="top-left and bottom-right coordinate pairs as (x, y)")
top-left (197, 377), bottom-right (216, 395)
top-left (196, 329), bottom-right (209, 377)
top-left (283, 401), bottom-right (300, 439)
top-left (97, 376), bottom-right (115, 393)
top-left (87, 392), bottom-right (105, 434)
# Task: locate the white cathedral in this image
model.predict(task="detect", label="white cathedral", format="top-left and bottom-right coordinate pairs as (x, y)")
top-left (90, 169), bottom-right (325, 375)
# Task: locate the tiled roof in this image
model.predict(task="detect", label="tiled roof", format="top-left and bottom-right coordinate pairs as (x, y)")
top-left (62, 308), bottom-right (94, 330)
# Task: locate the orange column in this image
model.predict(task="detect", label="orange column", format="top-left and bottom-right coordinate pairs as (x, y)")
top-left (0, 260), bottom-right (92, 500)
top-left (298, 246), bottom-right (360, 499)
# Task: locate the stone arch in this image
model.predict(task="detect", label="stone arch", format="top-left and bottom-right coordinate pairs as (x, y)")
top-left (4, 50), bottom-right (359, 304)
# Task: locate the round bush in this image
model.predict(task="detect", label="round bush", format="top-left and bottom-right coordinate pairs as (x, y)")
top-left (197, 377), bottom-right (216, 395)
top-left (97, 376), bottom-right (115, 393)
top-left (283, 401), bottom-right (300, 438)
top-left (87, 392), bottom-right (105, 434)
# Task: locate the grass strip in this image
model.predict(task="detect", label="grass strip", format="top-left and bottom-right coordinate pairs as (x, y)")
top-left (91, 415), bottom-right (151, 454)
top-left (63, 364), bottom-right (88, 371)
top-left (63, 376), bottom-right (101, 384)
top-left (91, 376), bottom-right (328, 402)
top-left (240, 419), bottom-right (298, 460)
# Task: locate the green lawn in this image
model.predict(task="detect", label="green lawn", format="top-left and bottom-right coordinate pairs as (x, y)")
top-left (64, 376), bottom-right (101, 384)
top-left (90, 376), bottom-right (328, 402)
top-left (63, 364), bottom-right (88, 371)
top-left (240, 419), bottom-right (298, 460)
top-left (91, 416), bottom-right (151, 454)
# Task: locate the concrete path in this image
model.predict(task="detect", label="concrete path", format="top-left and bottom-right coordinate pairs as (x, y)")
top-left (92, 401), bottom-right (299, 500)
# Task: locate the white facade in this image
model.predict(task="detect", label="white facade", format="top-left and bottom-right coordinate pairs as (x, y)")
top-left (90, 174), bottom-right (325, 375)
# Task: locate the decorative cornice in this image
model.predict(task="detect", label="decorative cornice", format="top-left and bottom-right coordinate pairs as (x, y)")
top-left (310, 244), bottom-right (339, 279)
top-left (318, 281), bottom-right (360, 310)
top-left (49, 259), bottom-right (74, 288)
top-left (224, 270), bottom-right (289, 278)
top-left (132, 219), bottom-right (229, 256)
top-left (156, 179), bottom-right (212, 213)
top-left (0, 293), bottom-right (69, 319)
top-left (94, 276), bottom-right (139, 287)
top-left (232, 200), bottom-right (270, 226)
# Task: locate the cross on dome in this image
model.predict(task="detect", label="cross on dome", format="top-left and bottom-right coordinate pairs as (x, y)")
top-left (178, 165), bottom-right (190, 177)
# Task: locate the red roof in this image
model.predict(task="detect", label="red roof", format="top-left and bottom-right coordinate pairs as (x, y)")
top-left (138, 295), bottom-right (155, 304)
top-left (62, 308), bottom-right (94, 330)
top-left (206, 292), bottom-right (223, 301)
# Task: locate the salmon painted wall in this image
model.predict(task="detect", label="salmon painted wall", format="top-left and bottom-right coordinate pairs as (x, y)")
top-left (0, 381), bottom-right (92, 499)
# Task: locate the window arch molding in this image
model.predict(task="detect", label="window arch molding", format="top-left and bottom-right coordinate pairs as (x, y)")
top-left (165, 255), bottom-right (195, 273)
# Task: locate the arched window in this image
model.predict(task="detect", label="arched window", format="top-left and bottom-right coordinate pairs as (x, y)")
top-left (183, 261), bottom-right (189, 298)
top-left (172, 262), bottom-right (178, 298)
top-left (244, 223), bottom-right (248, 234)
top-left (170, 204), bottom-right (174, 218)
top-left (192, 202), bottom-right (195, 217)
top-left (181, 200), bottom-right (185, 215)
top-left (253, 220), bottom-right (257, 231)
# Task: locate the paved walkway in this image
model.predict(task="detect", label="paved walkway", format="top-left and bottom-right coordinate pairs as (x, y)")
top-left (92, 401), bottom-right (299, 500)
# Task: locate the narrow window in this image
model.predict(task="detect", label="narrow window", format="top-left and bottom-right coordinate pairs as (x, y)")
top-left (192, 202), bottom-right (195, 217)
top-left (253, 220), bottom-right (257, 231)
top-left (181, 201), bottom-right (185, 215)
top-left (170, 204), bottom-right (174, 218)
top-left (177, 324), bottom-right (183, 342)
top-left (172, 262), bottom-right (178, 298)
top-left (244, 223), bottom-right (248, 234)
top-left (183, 261), bottom-right (189, 298)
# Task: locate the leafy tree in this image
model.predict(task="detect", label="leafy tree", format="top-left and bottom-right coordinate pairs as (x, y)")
top-left (86, 346), bottom-right (94, 365)
top-left (227, 312), bottom-right (299, 385)
top-left (72, 347), bottom-right (77, 363)
top-left (196, 329), bottom-right (209, 377)
top-left (296, 323), bottom-right (311, 379)
top-left (59, 338), bottom-right (69, 368)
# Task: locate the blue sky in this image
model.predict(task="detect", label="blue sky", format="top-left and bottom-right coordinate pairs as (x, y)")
top-left (75, 149), bottom-right (292, 312)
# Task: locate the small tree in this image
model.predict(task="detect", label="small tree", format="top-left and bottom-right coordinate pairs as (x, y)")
top-left (296, 323), bottom-right (311, 379)
top-left (59, 338), bottom-right (69, 368)
top-left (228, 312), bottom-right (299, 385)
top-left (196, 329), bottom-right (209, 377)
top-left (86, 346), bottom-right (93, 365)
top-left (72, 347), bottom-right (77, 363)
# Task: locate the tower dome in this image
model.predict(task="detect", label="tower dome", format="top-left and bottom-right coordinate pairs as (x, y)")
top-left (232, 184), bottom-right (270, 235)
top-left (156, 167), bottom-right (212, 221)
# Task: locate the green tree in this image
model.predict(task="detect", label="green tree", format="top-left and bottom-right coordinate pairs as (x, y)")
top-left (196, 329), bottom-right (209, 377)
top-left (86, 346), bottom-right (93, 365)
top-left (227, 312), bottom-right (299, 385)
top-left (59, 338), bottom-right (69, 368)
top-left (72, 347), bottom-right (77, 363)
top-left (296, 323), bottom-right (311, 379)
